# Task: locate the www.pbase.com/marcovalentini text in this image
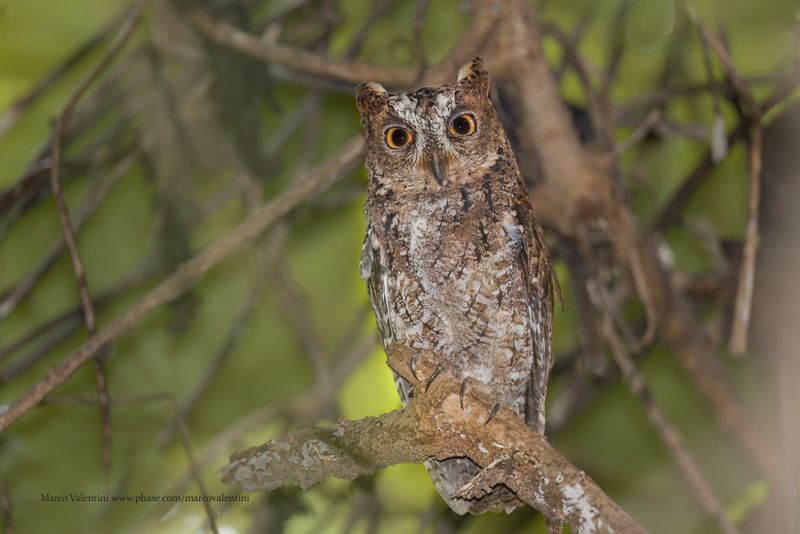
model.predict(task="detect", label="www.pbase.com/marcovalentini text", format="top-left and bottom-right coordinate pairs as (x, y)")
top-left (41, 492), bottom-right (250, 504)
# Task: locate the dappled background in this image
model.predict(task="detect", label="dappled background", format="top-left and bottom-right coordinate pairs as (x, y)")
top-left (0, 0), bottom-right (798, 532)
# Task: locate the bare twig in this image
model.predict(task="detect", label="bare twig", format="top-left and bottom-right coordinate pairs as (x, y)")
top-left (0, 136), bottom-right (364, 433)
top-left (157, 237), bottom-right (276, 447)
top-left (615, 75), bottom-right (776, 117)
top-left (156, 328), bottom-right (376, 521)
top-left (699, 26), bottom-right (760, 120)
top-left (222, 345), bottom-right (646, 534)
top-left (615, 107), bottom-right (662, 154)
top-left (0, 150), bottom-right (139, 320)
top-left (47, 0), bottom-right (147, 475)
top-left (597, 294), bottom-right (740, 534)
top-left (267, 256), bottom-right (332, 394)
top-left (696, 25), bottom-right (763, 355)
top-left (0, 10), bottom-right (123, 140)
top-left (605, 0), bottom-right (631, 85)
top-left (650, 121), bottom-right (748, 232)
top-left (190, 0), bottom-right (503, 90)
top-left (542, 21), bottom-right (611, 147)
top-left (189, 11), bottom-right (415, 87)
top-left (0, 266), bottom-right (157, 367)
top-left (343, 0), bottom-right (394, 60)
top-left (551, 7), bottom-right (594, 82)
top-left (729, 124), bottom-right (763, 354)
top-left (47, 392), bottom-right (219, 534)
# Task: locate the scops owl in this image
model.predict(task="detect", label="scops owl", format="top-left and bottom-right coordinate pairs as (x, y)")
top-left (356, 56), bottom-right (554, 515)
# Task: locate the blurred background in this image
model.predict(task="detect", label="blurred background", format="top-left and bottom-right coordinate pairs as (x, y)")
top-left (0, 0), bottom-right (798, 532)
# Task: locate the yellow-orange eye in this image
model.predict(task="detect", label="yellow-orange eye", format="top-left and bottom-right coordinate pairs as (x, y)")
top-left (385, 127), bottom-right (413, 149)
top-left (449, 113), bottom-right (476, 137)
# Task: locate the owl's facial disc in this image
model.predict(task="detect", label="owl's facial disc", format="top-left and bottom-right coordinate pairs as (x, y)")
top-left (356, 55), bottom-right (497, 189)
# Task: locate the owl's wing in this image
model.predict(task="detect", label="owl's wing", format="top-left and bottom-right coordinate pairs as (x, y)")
top-left (507, 203), bottom-right (554, 435)
top-left (360, 224), bottom-right (393, 342)
top-left (361, 223), bottom-right (415, 407)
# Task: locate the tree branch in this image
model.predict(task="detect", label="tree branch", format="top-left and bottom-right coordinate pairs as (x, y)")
top-left (221, 345), bottom-right (646, 534)
top-left (188, 11), bottom-right (416, 87)
top-left (0, 136), bottom-right (363, 433)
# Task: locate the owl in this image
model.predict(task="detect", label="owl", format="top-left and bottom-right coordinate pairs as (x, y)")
top-left (356, 56), bottom-right (554, 515)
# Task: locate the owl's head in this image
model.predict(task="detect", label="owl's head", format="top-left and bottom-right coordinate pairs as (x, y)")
top-left (356, 56), bottom-right (506, 195)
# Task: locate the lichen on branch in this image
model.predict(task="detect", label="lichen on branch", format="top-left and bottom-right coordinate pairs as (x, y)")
top-left (221, 345), bottom-right (646, 534)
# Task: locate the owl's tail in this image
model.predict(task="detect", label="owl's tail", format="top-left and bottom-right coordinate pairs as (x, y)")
top-left (392, 373), bottom-right (524, 514)
top-left (424, 456), bottom-right (522, 515)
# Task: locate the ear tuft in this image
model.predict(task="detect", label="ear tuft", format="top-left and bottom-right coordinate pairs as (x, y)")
top-left (456, 55), bottom-right (490, 97)
top-left (355, 82), bottom-right (388, 114)
top-left (457, 56), bottom-right (485, 81)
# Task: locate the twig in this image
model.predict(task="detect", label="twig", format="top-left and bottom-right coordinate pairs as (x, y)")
top-left (699, 26), bottom-right (760, 120)
top-left (343, 0), bottom-right (394, 60)
top-left (48, 0), bottom-right (147, 476)
top-left (0, 10), bottom-right (123, 140)
top-left (0, 135), bottom-right (364, 433)
top-left (597, 293), bottom-right (740, 534)
top-left (190, 0), bottom-right (502, 90)
top-left (189, 11), bottom-right (415, 87)
top-left (696, 25), bottom-right (763, 355)
top-left (490, 0), bottom-right (774, 477)
top-left (222, 345), bottom-right (646, 534)
top-left (694, 18), bottom-right (727, 163)
top-left (729, 124), bottom-right (763, 354)
top-left (267, 255), bottom-right (332, 394)
top-left (695, 25), bottom-right (764, 355)
top-left (542, 22), bottom-right (611, 147)
top-left (650, 122), bottom-right (748, 232)
top-left (157, 236), bottom-right (277, 447)
top-left (0, 266), bottom-right (157, 366)
top-left (0, 150), bottom-right (139, 320)
top-left (158, 328), bottom-right (376, 515)
top-left (615, 107), bottom-right (662, 154)
top-left (410, 0), bottom-right (432, 68)
top-left (551, 6), bottom-right (594, 82)
top-left (605, 0), bottom-right (631, 85)
top-left (0, 320), bottom-right (80, 386)
top-left (47, 392), bottom-right (219, 534)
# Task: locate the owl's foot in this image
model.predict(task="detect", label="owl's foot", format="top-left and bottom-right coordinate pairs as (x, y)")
top-left (484, 402), bottom-right (501, 425)
top-left (458, 379), bottom-right (499, 424)
top-left (424, 362), bottom-right (444, 392)
top-left (410, 354), bottom-right (419, 381)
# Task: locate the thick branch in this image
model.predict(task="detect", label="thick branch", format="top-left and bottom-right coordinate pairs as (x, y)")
top-left (485, 0), bottom-right (774, 475)
top-left (222, 345), bottom-right (645, 534)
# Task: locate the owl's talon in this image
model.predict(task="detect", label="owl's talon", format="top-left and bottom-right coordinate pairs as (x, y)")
top-left (459, 380), bottom-right (468, 409)
top-left (425, 363), bottom-right (444, 392)
top-left (484, 402), bottom-right (501, 425)
top-left (410, 355), bottom-right (419, 382)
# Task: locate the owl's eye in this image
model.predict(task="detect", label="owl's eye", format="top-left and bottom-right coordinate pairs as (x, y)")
top-left (385, 127), bottom-right (413, 149)
top-left (448, 113), bottom-right (476, 137)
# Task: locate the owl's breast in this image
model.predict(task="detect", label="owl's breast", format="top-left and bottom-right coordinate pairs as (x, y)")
top-left (378, 198), bottom-right (533, 412)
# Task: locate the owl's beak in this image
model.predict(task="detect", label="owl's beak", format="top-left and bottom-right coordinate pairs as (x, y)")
top-left (426, 153), bottom-right (447, 185)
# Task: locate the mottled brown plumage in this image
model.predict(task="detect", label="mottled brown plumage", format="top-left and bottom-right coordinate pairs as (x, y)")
top-left (356, 56), bottom-right (554, 515)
